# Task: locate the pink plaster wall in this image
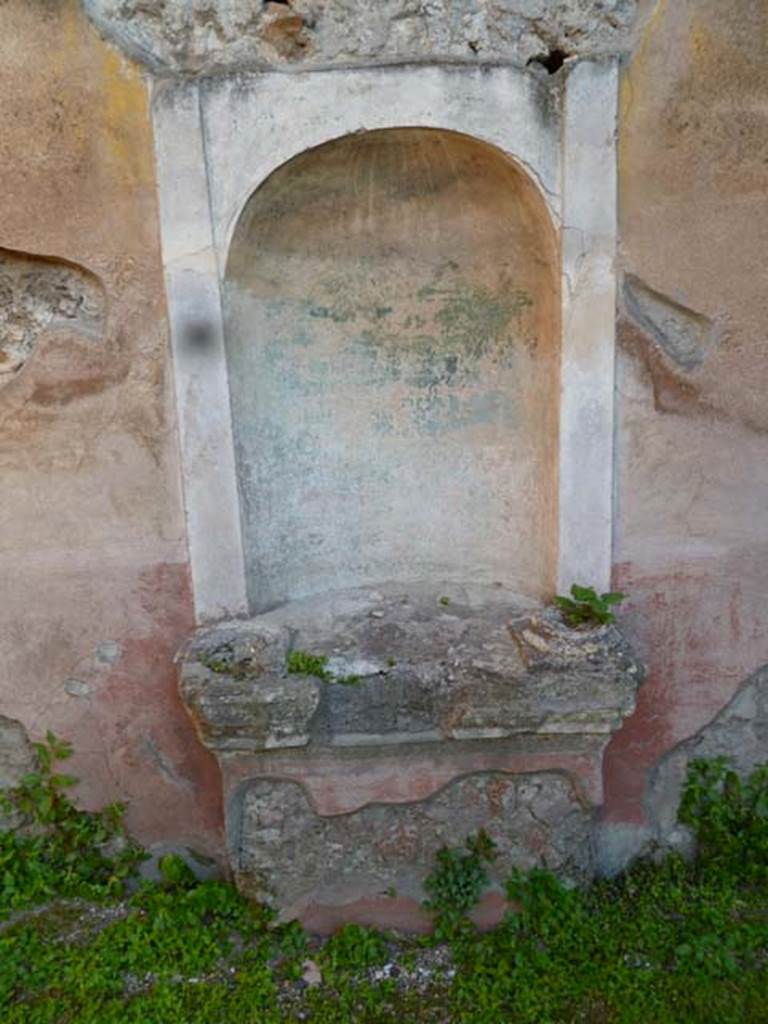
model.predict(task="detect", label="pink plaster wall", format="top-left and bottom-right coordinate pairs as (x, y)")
top-left (0, 0), bottom-right (224, 859)
top-left (0, 0), bottom-right (765, 861)
top-left (604, 0), bottom-right (768, 822)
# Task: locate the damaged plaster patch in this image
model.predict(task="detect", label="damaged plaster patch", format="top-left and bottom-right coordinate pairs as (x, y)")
top-left (142, 736), bottom-right (194, 792)
top-left (598, 665), bottom-right (768, 876)
top-left (0, 248), bottom-right (106, 389)
top-left (0, 716), bottom-right (36, 790)
top-left (623, 273), bottom-right (719, 371)
top-left (647, 664), bottom-right (768, 854)
top-left (0, 717), bottom-right (37, 829)
top-left (82, 0), bottom-right (655, 76)
top-left (235, 771), bottom-right (593, 919)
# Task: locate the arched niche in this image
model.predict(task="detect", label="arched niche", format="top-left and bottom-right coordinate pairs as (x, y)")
top-left (224, 127), bottom-right (560, 613)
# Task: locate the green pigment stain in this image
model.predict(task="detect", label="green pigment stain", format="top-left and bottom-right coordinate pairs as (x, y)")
top-left (430, 282), bottom-right (532, 360)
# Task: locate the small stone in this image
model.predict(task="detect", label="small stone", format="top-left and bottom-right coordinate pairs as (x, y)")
top-left (95, 641), bottom-right (122, 665)
top-left (64, 678), bottom-right (92, 697)
top-left (301, 959), bottom-right (322, 987)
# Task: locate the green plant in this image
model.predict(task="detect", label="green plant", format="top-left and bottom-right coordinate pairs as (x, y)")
top-left (554, 583), bottom-right (625, 627)
top-left (3, 748), bottom-right (768, 1024)
top-left (449, 762), bottom-right (768, 1022)
top-left (0, 732), bottom-right (144, 913)
top-left (197, 643), bottom-right (254, 678)
top-left (158, 853), bottom-right (197, 888)
top-left (198, 653), bottom-right (232, 674)
top-left (286, 650), bottom-right (332, 680)
top-left (320, 923), bottom-right (389, 977)
top-left (286, 650), bottom-right (361, 685)
top-left (679, 756), bottom-right (768, 880)
top-left (423, 830), bottom-right (497, 939)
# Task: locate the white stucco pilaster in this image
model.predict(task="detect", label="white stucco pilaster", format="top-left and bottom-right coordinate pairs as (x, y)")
top-left (558, 59), bottom-right (618, 594)
top-left (151, 81), bottom-right (248, 622)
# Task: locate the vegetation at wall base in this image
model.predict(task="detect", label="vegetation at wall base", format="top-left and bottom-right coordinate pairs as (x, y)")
top-left (423, 828), bottom-right (498, 941)
top-left (0, 732), bottom-right (144, 910)
top-left (1, 740), bottom-right (767, 1022)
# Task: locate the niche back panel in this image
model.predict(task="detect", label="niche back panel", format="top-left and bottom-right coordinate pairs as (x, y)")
top-left (224, 129), bottom-right (559, 612)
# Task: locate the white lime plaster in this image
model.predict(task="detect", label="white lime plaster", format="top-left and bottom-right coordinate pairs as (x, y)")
top-left (558, 59), bottom-right (618, 594)
top-left (152, 82), bottom-right (248, 622)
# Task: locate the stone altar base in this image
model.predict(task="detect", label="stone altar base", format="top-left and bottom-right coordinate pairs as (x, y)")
top-left (177, 583), bottom-right (642, 931)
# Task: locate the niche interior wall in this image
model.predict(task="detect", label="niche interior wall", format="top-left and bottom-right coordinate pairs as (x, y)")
top-left (225, 127), bottom-right (560, 612)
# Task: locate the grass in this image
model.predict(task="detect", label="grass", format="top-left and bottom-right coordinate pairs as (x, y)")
top-left (1, 740), bottom-right (767, 1023)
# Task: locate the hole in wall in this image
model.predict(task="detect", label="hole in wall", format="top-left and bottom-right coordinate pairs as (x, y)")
top-left (527, 49), bottom-right (569, 74)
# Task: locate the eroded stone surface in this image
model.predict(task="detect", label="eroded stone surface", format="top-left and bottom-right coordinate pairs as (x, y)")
top-left (180, 620), bottom-right (321, 751)
top-left (181, 587), bottom-right (640, 921)
top-left (234, 770), bottom-right (592, 920)
top-left (83, 0), bottom-right (655, 76)
top-left (0, 248), bottom-right (105, 388)
top-left (179, 583), bottom-right (642, 753)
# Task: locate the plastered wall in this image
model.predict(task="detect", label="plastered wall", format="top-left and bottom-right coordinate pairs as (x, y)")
top-left (604, 0), bottom-right (768, 833)
top-left (0, 0), bottom-right (765, 867)
top-left (0, 0), bottom-right (222, 859)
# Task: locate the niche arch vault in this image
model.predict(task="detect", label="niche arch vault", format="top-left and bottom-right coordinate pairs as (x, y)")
top-left (152, 62), bottom-right (619, 623)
